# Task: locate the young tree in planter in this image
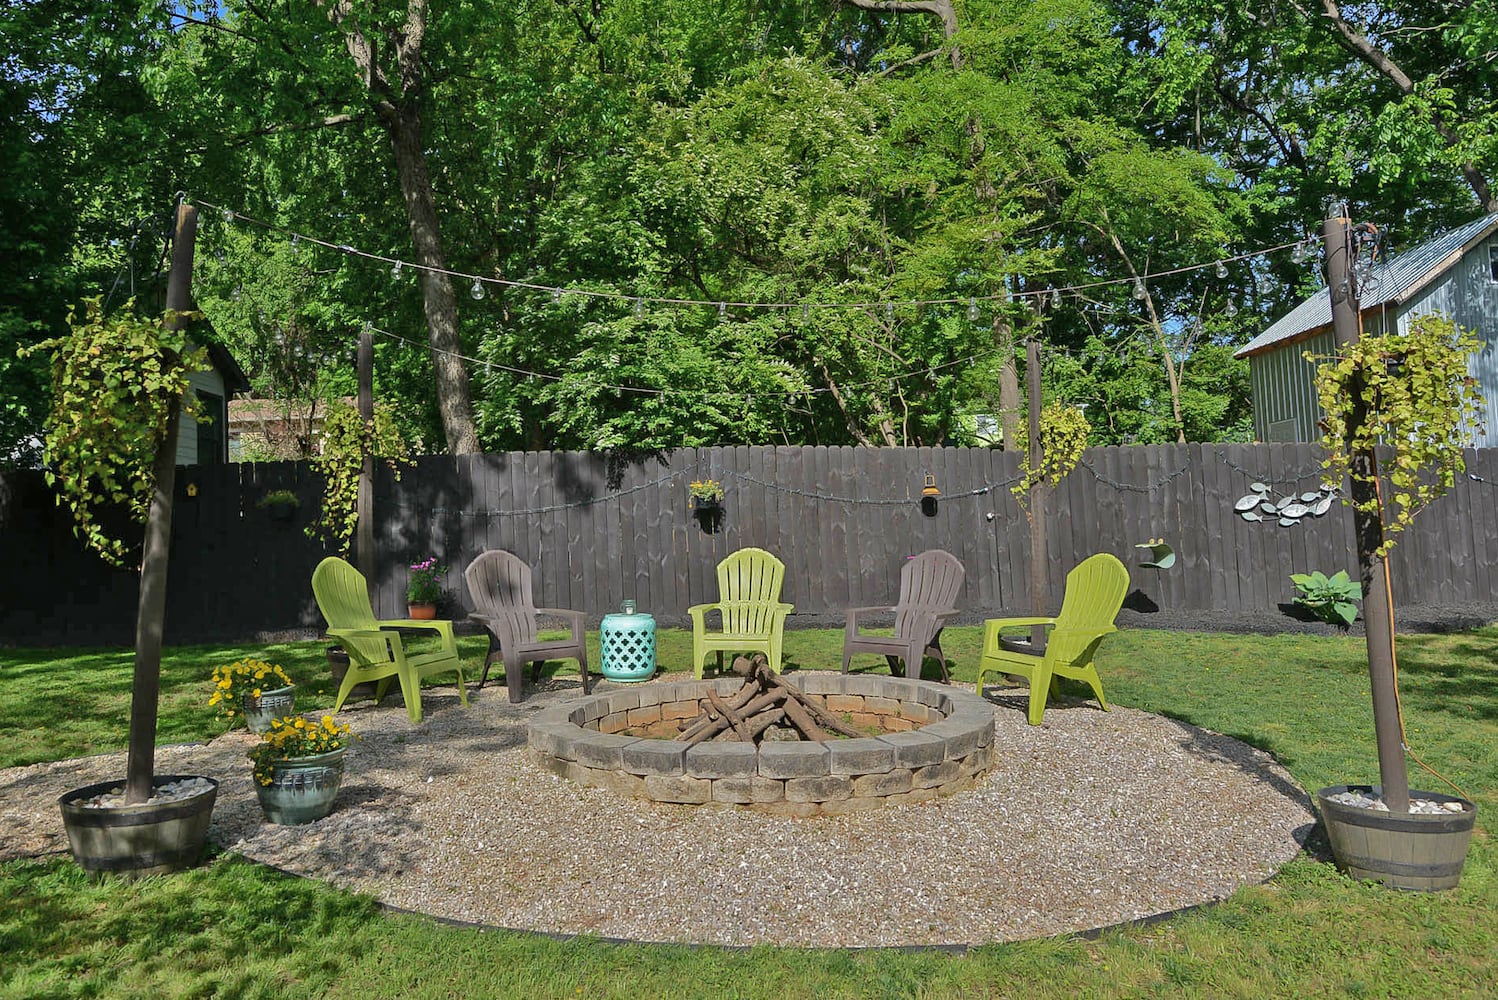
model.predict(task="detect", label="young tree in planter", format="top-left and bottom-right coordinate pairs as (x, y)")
top-left (21, 204), bottom-right (222, 875)
top-left (1309, 206), bottom-right (1483, 888)
top-left (22, 208), bottom-right (208, 807)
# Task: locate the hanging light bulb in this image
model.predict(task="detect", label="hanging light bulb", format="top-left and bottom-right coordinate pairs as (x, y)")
top-left (221, 207), bottom-right (234, 223)
top-left (1215, 260), bottom-right (1228, 279)
top-left (391, 260), bottom-right (402, 279)
top-left (802, 303), bottom-right (811, 322)
top-left (633, 297), bottom-right (645, 318)
top-left (1132, 278), bottom-right (1147, 301)
top-left (717, 302), bottom-right (727, 321)
top-left (1292, 242), bottom-right (1310, 264)
top-left (551, 288), bottom-right (561, 304)
top-left (230, 285), bottom-right (242, 302)
top-left (967, 297), bottom-right (980, 323)
top-left (1224, 298), bottom-right (1238, 318)
top-left (290, 234), bottom-right (300, 254)
top-left (885, 303), bottom-right (895, 324)
top-left (470, 278), bottom-right (485, 300)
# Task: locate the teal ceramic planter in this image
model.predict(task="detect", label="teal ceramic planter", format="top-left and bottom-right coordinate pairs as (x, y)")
top-left (599, 612), bottom-right (657, 682)
top-left (254, 748), bottom-right (345, 825)
top-left (243, 685), bottom-right (295, 735)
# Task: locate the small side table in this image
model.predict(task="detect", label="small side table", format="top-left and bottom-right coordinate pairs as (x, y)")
top-left (599, 612), bottom-right (658, 682)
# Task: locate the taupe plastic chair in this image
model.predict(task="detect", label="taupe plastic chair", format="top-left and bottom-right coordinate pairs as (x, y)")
top-left (841, 550), bottom-right (965, 682)
top-left (464, 550), bottom-right (589, 703)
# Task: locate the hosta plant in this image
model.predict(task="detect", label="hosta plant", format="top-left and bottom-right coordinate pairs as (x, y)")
top-left (1290, 570), bottom-right (1362, 628)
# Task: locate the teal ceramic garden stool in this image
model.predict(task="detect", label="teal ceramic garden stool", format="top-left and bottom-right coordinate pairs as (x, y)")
top-left (599, 611), bottom-right (657, 682)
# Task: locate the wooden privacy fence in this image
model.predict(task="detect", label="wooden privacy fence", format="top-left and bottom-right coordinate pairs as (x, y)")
top-left (2, 443), bottom-right (1496, 646)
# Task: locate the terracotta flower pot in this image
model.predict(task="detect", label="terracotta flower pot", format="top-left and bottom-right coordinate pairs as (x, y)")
top-left (407, 602), bottom-right (437, 620)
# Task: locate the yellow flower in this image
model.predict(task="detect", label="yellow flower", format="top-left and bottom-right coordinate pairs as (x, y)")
top-left (251, 688), bottom-right (261, 698)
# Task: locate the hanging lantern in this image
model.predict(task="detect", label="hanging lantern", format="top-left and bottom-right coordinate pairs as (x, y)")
top-left (920, 473), bottom-right (941, 517)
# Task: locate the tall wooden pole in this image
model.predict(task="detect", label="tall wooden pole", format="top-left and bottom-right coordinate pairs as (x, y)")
top-left (1027, 333), bottom-right (1047, 648)
top-left (356, 325), bottom-right (374, 582)
top-left (125, 200), bottom-right (195, 804)
top-left (1323, 201), bottom-right (1409, 812)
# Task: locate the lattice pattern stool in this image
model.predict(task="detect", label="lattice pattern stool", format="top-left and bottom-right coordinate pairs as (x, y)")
top-left (599, 612), bottom-right (657, 682)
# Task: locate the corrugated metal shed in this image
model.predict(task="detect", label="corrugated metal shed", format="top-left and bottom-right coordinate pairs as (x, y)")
top-left (1235, 212), bottom-right (1498, 359)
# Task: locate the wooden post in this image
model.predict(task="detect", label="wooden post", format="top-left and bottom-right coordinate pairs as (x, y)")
top-left (124, 200), bottom-right (195, 804)
top-left (1027, 334), bottom-right (1047, 648)
top-left (1323, 201), bottom-right (1409, 813)
top-left (356, 326), bottom-right (374, 583)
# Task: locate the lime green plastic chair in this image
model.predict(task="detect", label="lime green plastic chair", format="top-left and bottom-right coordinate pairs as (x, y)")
top-left (976, 552), bottom-right (1129, 725)
top-left (311, 556), bottom-right (469, 723)
top-left (688, 547), bottom-right (794, 677)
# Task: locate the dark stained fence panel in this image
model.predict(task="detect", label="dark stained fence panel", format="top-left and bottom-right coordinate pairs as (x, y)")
top-left (5, 443), bottom-right (1498, 646)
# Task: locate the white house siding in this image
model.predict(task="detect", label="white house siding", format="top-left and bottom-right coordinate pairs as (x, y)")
top-left (1249, 328), bottom-right (1336, 442)
top-left (1393, 231), bottom-right (1498, 448)
top-left (177, 366), bottom-right (227, 465)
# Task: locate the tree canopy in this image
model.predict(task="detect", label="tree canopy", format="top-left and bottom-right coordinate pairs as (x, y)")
top-left (4, 0), bottom-right (1493, 462)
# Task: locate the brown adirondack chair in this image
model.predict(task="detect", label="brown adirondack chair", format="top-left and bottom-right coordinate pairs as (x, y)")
top-left (463, 550), bottom-right (589, 703)
top-left (842, 550), bottom-right (965, 682)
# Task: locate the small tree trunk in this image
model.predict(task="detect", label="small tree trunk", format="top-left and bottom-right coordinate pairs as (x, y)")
top-left (1026, 335), bottom-right (1047, 648)
top-left (993, 314), bottom-right (1022, 449)
top-left (1323, 203), bottom-right (1409, 813)
top-left (124, 202), bottom-right (195, 804)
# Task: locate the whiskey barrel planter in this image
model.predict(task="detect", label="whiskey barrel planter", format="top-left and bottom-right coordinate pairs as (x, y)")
top-left (1317, 785), bottom-right (1477, 891)
top-left (58, 776), bottom-right (218, 878)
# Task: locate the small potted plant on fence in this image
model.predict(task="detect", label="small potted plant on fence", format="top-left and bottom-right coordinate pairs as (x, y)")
top-left (689, 479), bottom-right (725, 532)
top-left (249, 714), bottom-right (355, 825)
top-left (1307, 306), bottom-right (1483, 891)
top-left (210, 658), bottom-right (295, 734)
top-left (688, 478), bottom-right (725, 511)
top-left (255, 488), bottom-right (300, 522)
top-left (406, 556), bottom-right (446, 618)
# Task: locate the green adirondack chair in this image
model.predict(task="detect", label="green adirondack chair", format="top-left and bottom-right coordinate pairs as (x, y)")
top-left (976, 552), bottom-right (1129, 725)
top-left (311, 556), bottom-right (469, 723)
top-left (688, 547), bottom-right (794, 677)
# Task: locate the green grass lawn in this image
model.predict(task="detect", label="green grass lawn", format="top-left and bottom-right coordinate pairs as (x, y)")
top-left (2, 625), bottom-right (1495, 998)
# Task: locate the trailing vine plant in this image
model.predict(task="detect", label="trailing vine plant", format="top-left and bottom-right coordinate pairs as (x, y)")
top-left (305, 399), bottom-right (408, 556)
top-left (1011, 402), bottom-right (1091, 508)
top-left (19, 298), bottom-right (206, 565)
top-left (1308, 313), bottom-right (1483, 556)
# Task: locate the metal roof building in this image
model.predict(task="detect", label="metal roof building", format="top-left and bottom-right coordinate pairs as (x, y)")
top-left (1235, 213), bottom-right (1498, 445)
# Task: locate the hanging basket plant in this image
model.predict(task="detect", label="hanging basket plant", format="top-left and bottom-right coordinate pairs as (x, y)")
top-left (305, 400), bottom-right (408, 556)
top-left (1308, 313), bottom-right (1484, 556)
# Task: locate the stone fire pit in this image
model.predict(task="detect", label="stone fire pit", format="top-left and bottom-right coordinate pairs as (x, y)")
top-left (527, 672), bottom-right (994, 816)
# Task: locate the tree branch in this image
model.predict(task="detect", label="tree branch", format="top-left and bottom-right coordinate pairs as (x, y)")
top-left (1317, 0), bottom-right (1496, 211)
top-left (841, 0), bottom-right (960, 68)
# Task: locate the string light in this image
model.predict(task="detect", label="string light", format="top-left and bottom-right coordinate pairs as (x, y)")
top-left (391, 260), bottom-right (402, 279)
top-left (633, 298), bottom-right (645, 318)
top-left (221, 207), bottom-right (234, 223)
top-left (1132, 278), bottom-right (1147, 301)
top-left (717, 302), bottom-right (726, 321)
top-left (1224, 298), bottom-right (1238, 318)
top-left (189, 196), bottom-right (1313, 318)
top-left (470, 278), bottom-right (485, 300)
